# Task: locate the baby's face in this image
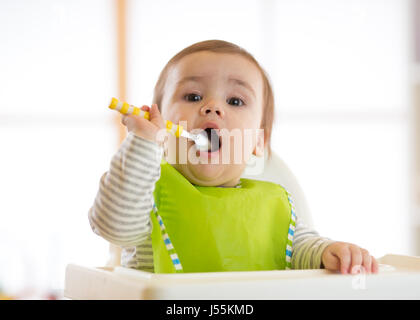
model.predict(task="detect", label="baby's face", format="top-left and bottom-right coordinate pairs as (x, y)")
top-left (160, 51), bottom-right (265, 187)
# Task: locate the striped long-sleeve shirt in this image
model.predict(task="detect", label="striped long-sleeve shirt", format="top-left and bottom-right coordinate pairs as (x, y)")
top-left (88, 132), bottom-right (335, 271)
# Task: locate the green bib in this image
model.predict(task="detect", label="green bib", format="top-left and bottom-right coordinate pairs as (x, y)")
top-left (150, 160), bottom-right (296, 273)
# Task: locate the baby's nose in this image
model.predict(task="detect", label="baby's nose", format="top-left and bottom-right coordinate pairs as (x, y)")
top-left (200, 104), bottom-right (225, 117)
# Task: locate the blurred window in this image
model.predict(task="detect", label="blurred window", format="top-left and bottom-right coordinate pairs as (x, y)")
top-left (0, 0), bottom-right (116, 295)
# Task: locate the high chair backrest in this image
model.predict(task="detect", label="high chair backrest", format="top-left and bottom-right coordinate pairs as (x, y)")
top-left (106, 150), bottom-right (314, 267)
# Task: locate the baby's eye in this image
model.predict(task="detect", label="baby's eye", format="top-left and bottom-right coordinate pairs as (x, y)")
top-left (227, 97), bottom-right (245, 107)
top-left (184, 93), bottom-right (202, 102)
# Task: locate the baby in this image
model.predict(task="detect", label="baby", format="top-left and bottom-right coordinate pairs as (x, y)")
top-left (89, 39), bottom-right (378, 274)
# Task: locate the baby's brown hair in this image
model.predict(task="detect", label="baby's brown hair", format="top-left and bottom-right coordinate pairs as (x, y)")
top-left (152, 39), bottom-right (275, 158)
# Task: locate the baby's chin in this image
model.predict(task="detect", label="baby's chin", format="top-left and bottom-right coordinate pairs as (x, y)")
top-left (174, 162), bottom-right (244, 187)
top-left (168, 141), bottom-right (249, 186)
top-left (191, 163), bottom-right (225, 184)
top-left (172, 162), bottom-right (223, 186)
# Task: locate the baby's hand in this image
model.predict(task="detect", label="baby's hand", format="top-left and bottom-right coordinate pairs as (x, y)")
top-left (121, 104), bottom-right (166, 144)
top-left (321, 241), bottom-right (379, 274)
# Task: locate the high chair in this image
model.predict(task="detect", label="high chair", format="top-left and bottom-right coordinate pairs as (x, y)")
top-left (64, 150), bottom-right (420, 299)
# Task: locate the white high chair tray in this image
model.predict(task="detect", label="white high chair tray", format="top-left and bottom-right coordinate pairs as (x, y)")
top-left (64, 254), bottom-right (420, 299)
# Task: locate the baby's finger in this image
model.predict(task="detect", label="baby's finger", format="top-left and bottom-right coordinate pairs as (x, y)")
top-left (322, 250), bottom-right (341, 271)
top-left (140, 105), bottom-right (150, 112)
top-left (337, 246), bottom-right (351, 274)
top-left (371, 256), bottom-right (379, 274)
top-left (121, 113), bottom-right (150, 132)
top-left (350, 246), bottom-right (363, 274)
top-left (150, 103), bottom-right (165, 129)
top-left (121, 114), bottom-right (129, 126)
top-left (361, 249), bottom-right (372, 274)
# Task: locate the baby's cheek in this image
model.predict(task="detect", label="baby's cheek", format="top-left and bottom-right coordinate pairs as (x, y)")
top-left (226, 133), bottom-right (260, 164)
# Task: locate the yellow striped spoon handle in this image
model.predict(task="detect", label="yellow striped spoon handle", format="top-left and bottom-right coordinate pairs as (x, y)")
top-left (108, 97), bottom-right (184, 138)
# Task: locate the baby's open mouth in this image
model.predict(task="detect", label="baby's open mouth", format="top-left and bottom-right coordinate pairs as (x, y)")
top-left (203, 127), bottom-right (221, 152)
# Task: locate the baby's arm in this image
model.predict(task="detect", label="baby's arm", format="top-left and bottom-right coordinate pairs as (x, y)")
top-left (88, 131), bottom-right (163, 247)
top-left (291, 215), bottom-right (335, 270)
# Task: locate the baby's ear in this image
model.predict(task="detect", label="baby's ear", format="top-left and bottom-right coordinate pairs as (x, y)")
top-left (252, 129), bottom-right (265, 157)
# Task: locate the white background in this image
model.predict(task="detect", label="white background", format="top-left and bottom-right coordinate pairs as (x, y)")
top-left (0, 0), bottom-right (116, 296)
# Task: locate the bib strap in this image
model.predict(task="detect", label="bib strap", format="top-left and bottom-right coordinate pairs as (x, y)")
top-left (284, 191), bottom-right (297, 270)
top-left (153, 203), bottom-right (183, 273)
